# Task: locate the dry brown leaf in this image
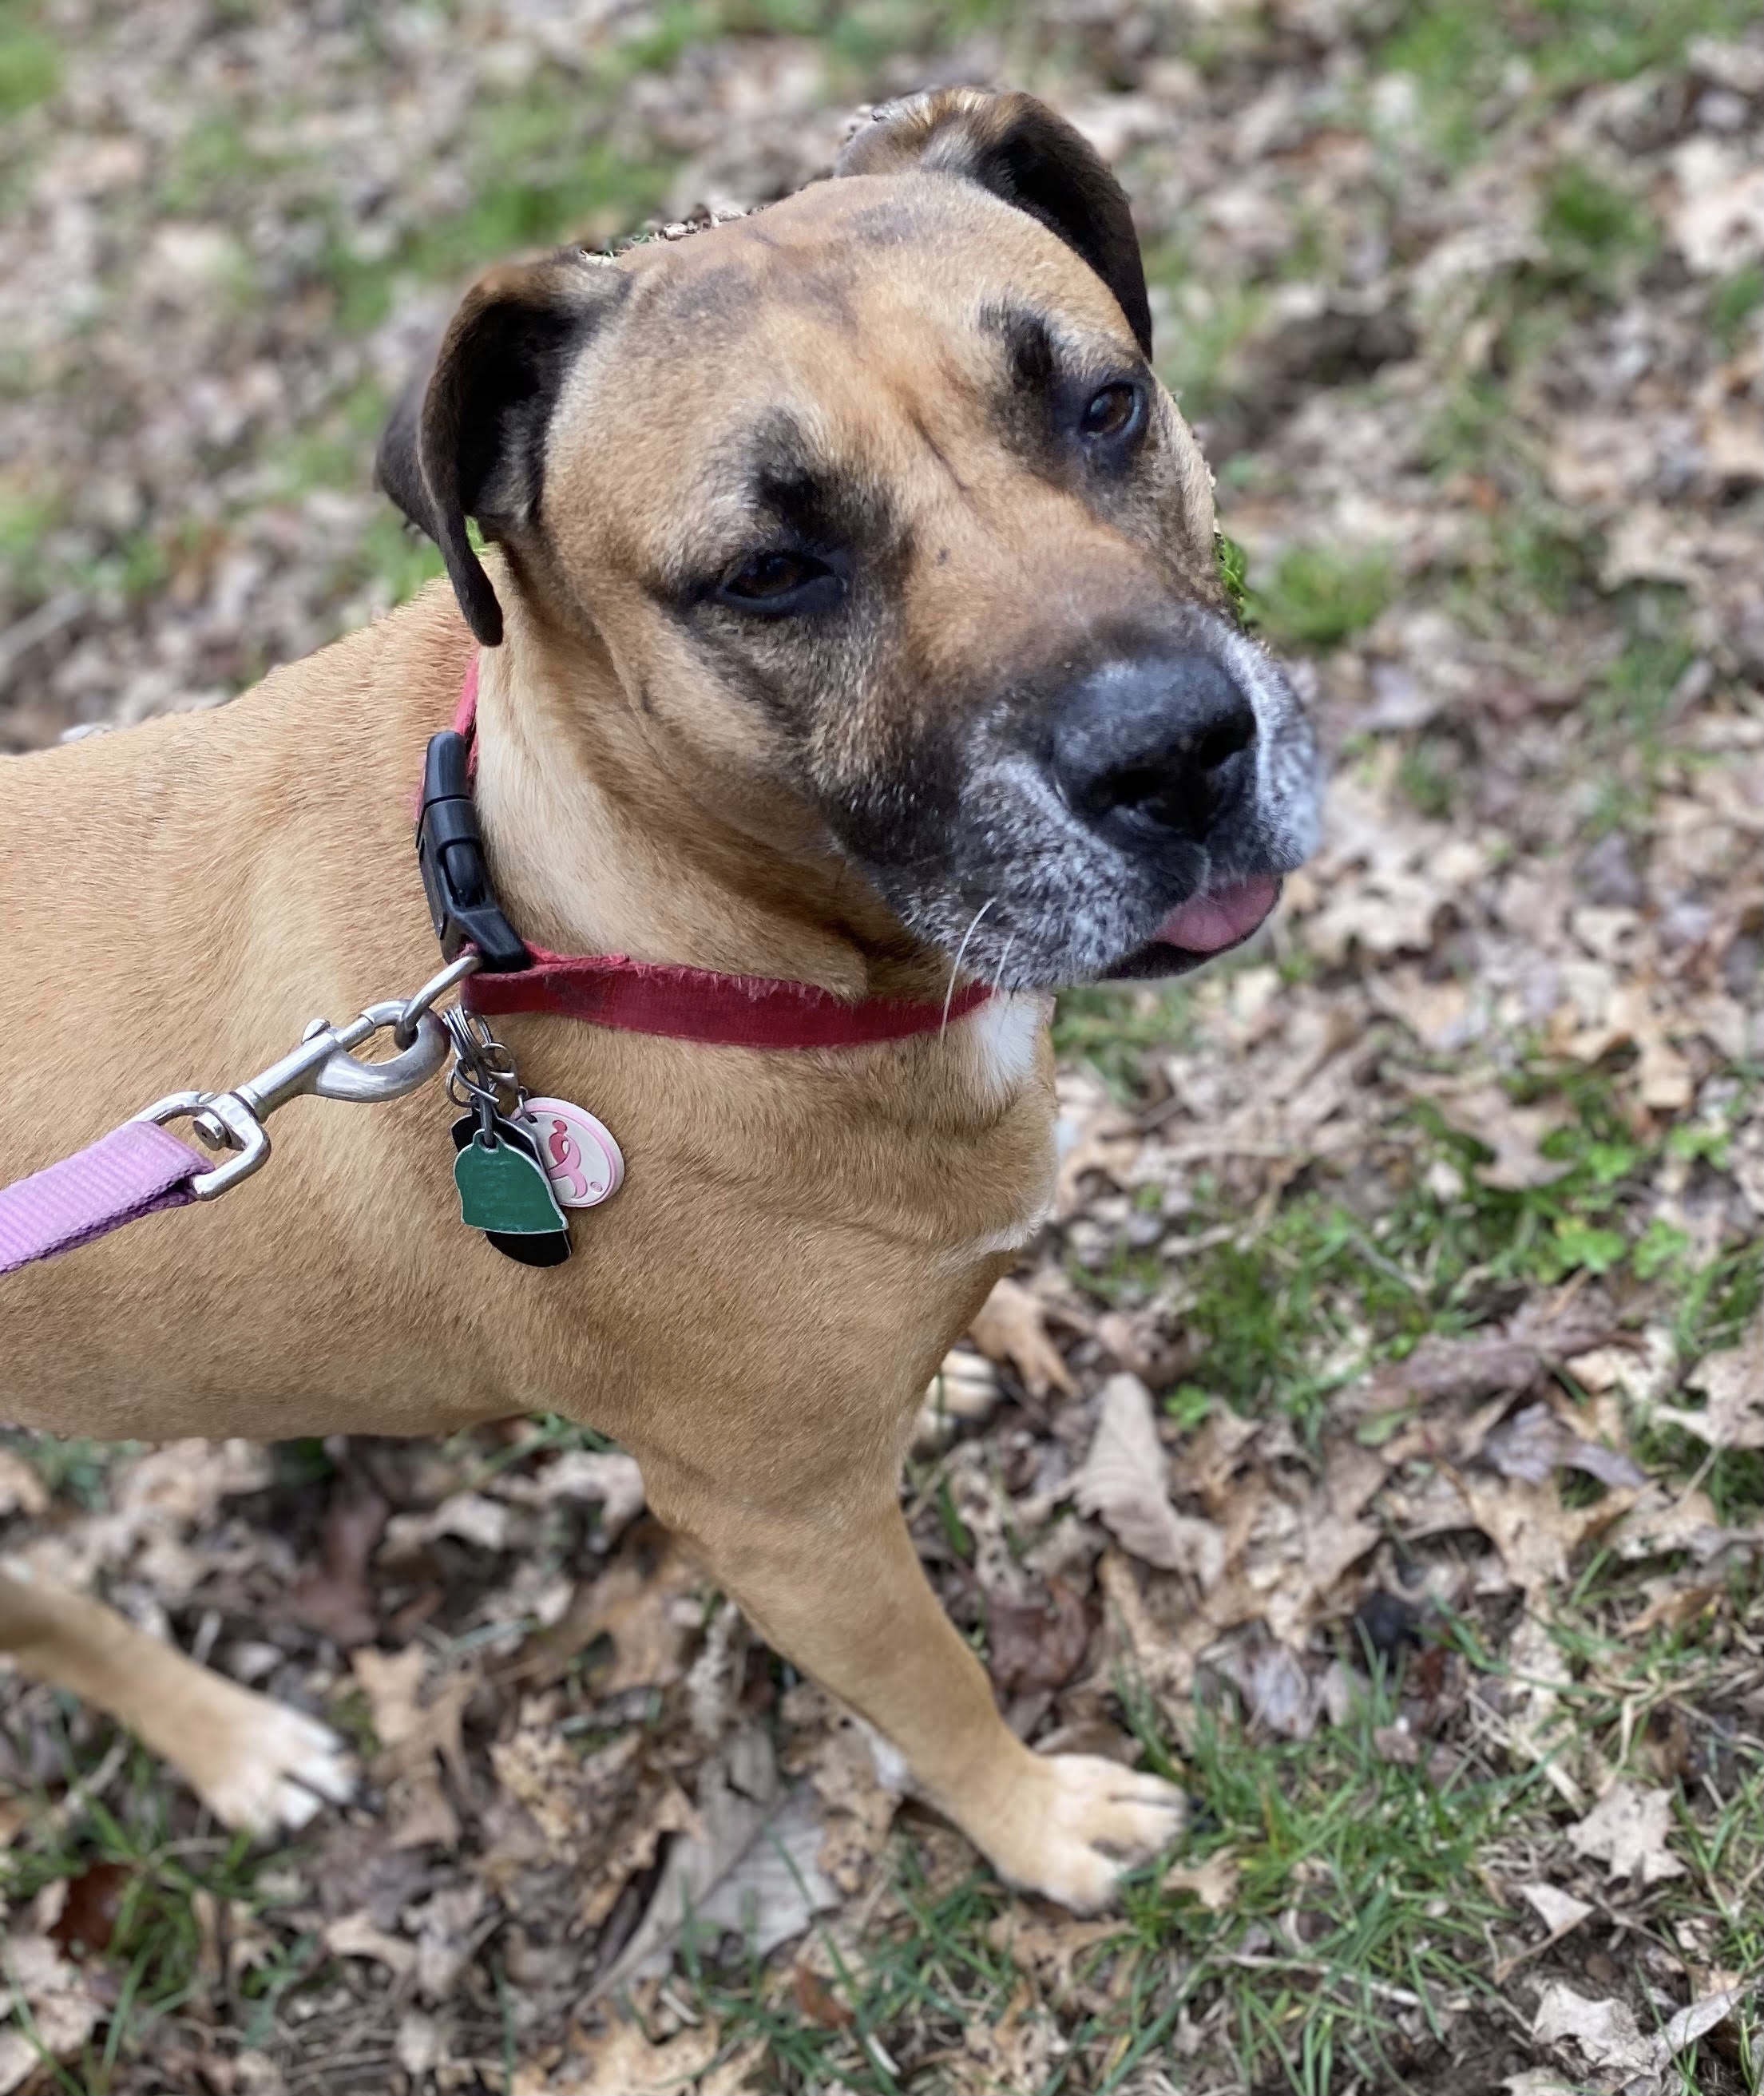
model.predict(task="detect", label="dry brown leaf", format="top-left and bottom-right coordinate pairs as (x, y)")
top-left (1072, 1374), bottom-right (1226, 1587)
top-left (1213, 1635), bottom-right (1320, 1739)
top-left (986, 1579), bottom-right (1091, 1696)
top-left (1493, 1877), bottom-right (1596, 1985)
top-left (1659, 1985), bottom-right (1750, 2060)
top-left (1532, 1975), bottom-right (1750, 2083)
top-left (349, 1646), bottom-right (474, 1850)
top-left (0, 1449), bottom-right (48, 1519)
top-left (382, 1490), bottom-right (511, 1559)
top-left (492, 1715), bottom-right (629, 1853)
top-left (1628, 1579), bottom-right (1723, 1636)
top-left (512, 1535), bottom-right (698, 1696)
top-left (1355, 1330), bottom-right (1542, 1413)
top-left (1093, 1548), bottom-right (1205, 1702)
top-left (521, 2019), bottom-right (722, 2095)
top-left (948, 1982), bottom-right (1068, 2096)
top-left (497, 1451), bottom-right (647, 1544)
top-left (293, 1468), bottom-right (386, 1646)
top-left (1413, 1082), bottom-right (1572, 1191)
top-left (323, 1911), bottom-right (416, 1975)
top-left (394, 2013), bottom-right (447, 2079)
top-left (984, 1912), bottom-right (1131, 2002)
top-left (1483, 1403), bottom-right (1568, 1484)
top-left (1053, 1083), bottom-right (1140, 1214)
top-left (407, 1883), bottom-right (486, 2003)
top-left (1607, 1483), bottom-right (1727, 1562)
top-left (1532, 1983), bottom-right (1651, 2076)
top-left (1161, 1850), bottom-right (1239, 1912)
top-left (1502, 1614), bottom-right (1580, 1805)
top-left (1461, 1475), bottom-right (1623, 1599)
top-left (1183, 1406), bottom-right (1263, 1505)
top-left (1520, 1882), bottom-right (1593, 1936)
top-left (578, 1782), bottom-right (699, 1928)
top-left (969, 1277), bottom-right (1076, 1398)
top-left (0, 1936), bottom-right (105, 2094)
top-left (113, 1438), bottom-right (274, 1528)
top-left (488, 1707), bottom-right (691, 1924)
top-left (1672, 150), bottom-right (1764, 274)
top-left (1655, 1320), bottom-right (1764, 1450)
top-left (779, 1683), bottom-right (902, 1894)
top-left (1567, 1782), bottom-right (1687, 1885)
top-left (596, 1730), bottom-right (838, 1998)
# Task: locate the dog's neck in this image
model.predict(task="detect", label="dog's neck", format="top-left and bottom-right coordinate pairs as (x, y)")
top-left (469, 611), bottom-right (950, 1004)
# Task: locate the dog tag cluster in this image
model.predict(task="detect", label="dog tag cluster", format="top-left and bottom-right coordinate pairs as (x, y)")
top-left (442, 1008), bottom-right (624, 1268)
top-left (449, 1096), bottom-right (624, 1268)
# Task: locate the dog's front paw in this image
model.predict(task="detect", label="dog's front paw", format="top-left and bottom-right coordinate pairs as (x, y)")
top-left (175, 1678), bottom-right (358, 1834)
top-left (983, 1752), bottom-right (1187, 1912)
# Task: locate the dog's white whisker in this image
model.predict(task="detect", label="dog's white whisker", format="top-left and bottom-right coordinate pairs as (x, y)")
top-left (941, 896), bottom-right (998, 1034)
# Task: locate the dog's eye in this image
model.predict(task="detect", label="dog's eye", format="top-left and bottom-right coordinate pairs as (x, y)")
top-left (1080, 382), bottom-right (1142, 443)
top-left (716, 550), bottom-right (843, 617)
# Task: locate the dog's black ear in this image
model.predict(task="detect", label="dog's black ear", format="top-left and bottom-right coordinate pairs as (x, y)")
top-left (375, 252), bottom-right (626, 647)
top-left (834, 87), bottom-right (1151, 358)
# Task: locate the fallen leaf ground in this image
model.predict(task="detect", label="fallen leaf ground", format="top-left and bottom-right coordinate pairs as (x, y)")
top-left (3, 1), bottom-right (1764, 2091)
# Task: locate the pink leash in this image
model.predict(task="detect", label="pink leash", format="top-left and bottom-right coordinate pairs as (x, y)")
top-left (0, 1120), bottom-right (209, 1275)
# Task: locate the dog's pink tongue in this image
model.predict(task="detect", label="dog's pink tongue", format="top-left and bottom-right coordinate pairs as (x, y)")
top-left (1156, 876), bottom-right (1279, 954)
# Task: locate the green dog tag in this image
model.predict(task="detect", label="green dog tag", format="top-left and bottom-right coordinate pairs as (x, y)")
top-left (454, 1129), bottom-right (569, 1235)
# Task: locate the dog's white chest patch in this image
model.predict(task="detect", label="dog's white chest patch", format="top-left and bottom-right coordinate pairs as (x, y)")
top-left (933, 992), bottom-right (1057, 1272)
top-left (966, 991), bottom-right (1048, 1100)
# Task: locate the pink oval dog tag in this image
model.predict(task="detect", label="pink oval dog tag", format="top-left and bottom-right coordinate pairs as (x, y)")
top-left (519, 1098), bottom-right (624, 1209)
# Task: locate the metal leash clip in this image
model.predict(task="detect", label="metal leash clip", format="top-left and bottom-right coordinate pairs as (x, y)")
top-left (134, 999), bottom-right (454, 1199)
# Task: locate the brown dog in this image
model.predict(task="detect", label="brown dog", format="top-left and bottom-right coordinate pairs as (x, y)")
top-left (0, 89), bottom-right (1317, 1908)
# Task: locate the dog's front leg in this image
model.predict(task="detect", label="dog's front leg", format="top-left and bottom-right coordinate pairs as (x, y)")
top-left (640, 1464), bottom-right (1183, 1912)
top-left (0, 1567), bottom-right (355, 1833)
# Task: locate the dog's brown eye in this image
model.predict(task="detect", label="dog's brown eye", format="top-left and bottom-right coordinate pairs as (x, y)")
top-left (1080, 383), bottom-right (1141, 442)
top-left (726, 552), bottom-right (815, 599)
top-left (714, 549), bottom-right (844, 617)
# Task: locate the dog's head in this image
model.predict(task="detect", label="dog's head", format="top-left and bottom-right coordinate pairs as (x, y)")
top-left (378, 87), bottom-right (1320, 989)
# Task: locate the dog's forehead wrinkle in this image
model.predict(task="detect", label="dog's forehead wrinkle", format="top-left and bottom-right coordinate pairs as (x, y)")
top-left (636, 257), bottom-right (764, 339)
top-left (984, 300), bottom-right (1058, 392)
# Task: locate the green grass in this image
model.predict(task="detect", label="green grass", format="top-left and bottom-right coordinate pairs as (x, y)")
top-left (1712, 265), bottom-right (1764, 351)
top-left (619, 0), bottom-right (1016, 75)
top-left (155, 113), bottom-right (284, 219)
top-left (675, 1673), bottom-right (1552, 2095)
top-left (1, 1432), bottom-right (146, 1510)
top-left (1060, 1057), bottom-right (1764, 1483)
top-left (0, 1733), bottom-right (321, 2089)
top-left (1215, 531), bottom-right (1251, 623)
top-left (1396, 735), bottom-right (1461, 820)
top-left (0, 1), bottom-right (57, 121)
top-left (1250, 544), bottom-right (1395, 652)
top-left (1539, 160), bottom-right (1658, 294)
top-left (1148, 258), bottom-right (1267, 423)
top-left (1376, 0), bottom-right (1764, 167)
top-left (1053, 983), bottom-right (1199, 1100)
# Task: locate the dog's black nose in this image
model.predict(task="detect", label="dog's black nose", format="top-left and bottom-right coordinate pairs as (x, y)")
top-left (1050, 655), bottom-right (1257, 844)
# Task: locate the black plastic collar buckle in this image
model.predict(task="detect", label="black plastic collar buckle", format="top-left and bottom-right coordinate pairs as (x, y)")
top-left (415, 731), bottom-right (531, 973)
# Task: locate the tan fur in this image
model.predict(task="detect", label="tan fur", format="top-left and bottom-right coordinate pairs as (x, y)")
top-left (0, 149), bottom-right (1213, 1902)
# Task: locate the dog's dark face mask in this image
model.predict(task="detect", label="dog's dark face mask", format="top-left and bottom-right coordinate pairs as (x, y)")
top-left (377, 88), bottom-right (1321, 991)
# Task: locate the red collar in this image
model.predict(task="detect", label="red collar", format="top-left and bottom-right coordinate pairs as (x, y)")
top-left (441, 659), bottom-right (992, 1050)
